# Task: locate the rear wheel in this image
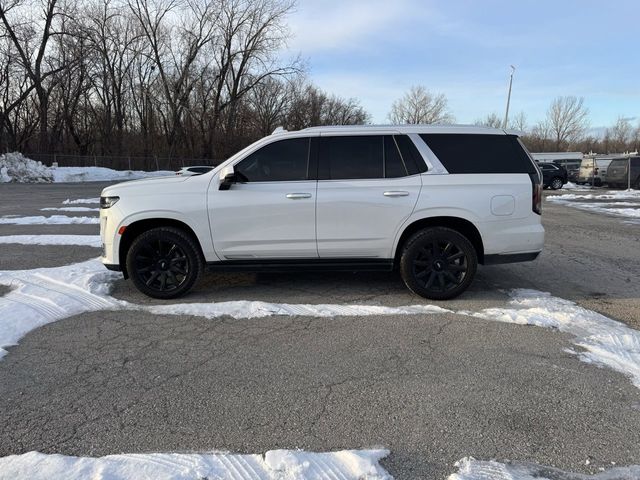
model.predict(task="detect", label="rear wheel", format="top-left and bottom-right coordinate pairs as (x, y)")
top-left (126, 227), bottom-right (204, 299)
top-left (400, 227), bottom-right (478, 300)
top-left (550, 177), bottom-right (564, 190)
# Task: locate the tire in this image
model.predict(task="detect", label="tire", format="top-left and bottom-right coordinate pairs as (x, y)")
top-left (399, 227), bottom-right (478, 300)
top-left (550, 177), bottom-right (563, 190)
top-left (126, 227), bottom-right (204, 299)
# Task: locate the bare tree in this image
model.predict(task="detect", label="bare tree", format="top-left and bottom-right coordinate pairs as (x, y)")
top-left (607, 116), bottom-right (633, 152)
top-left (474, 112), bottom-right (502, 128)
top-left (547, 96), bottom-right (589, 150)
top-left (388, 85), bottom-right (454, 125)
top-left (510, 111), bottom-right (527, 132)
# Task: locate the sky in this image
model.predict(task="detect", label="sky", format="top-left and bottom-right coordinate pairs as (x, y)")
top-left (280, 0), bottom-right (640, 132)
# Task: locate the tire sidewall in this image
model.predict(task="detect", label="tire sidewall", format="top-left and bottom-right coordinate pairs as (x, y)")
top-left (551, 178), bottom-right (563, 190)
top-left (126, 227), bottom-right (203, 299)
top-left (400, 227), bottom-right (478, 300)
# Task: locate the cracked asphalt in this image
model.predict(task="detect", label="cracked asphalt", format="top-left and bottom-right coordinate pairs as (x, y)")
top-left (1, 182), bottom-right (640, 479)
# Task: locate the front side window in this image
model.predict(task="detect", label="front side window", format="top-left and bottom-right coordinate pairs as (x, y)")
top-left (235, 138), bottom-right (310, 182)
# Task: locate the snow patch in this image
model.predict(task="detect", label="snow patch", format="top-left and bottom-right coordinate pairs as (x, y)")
top-left (62, 197), bottom-right (100, 205)
top-left (0, 449), bottom-right (391, 480)
top-left (0, 235), bottom-right (101, 247)
top-left (449, 457), bottom-right (640, 480)
top-left (41, 207), bottom-right (99, 212)
top-left (0, 215), bottom-right (99, 225)
top-left (3, 260), bottom-right (640, 393)
top-left (548, 190), bottom-right (640, 201)
top-left (470, 289), bottom-right (640, 389)
top-left (0, 151), bottom-right (173, 183)
top-left (52, 166), bottom-right (174, 183)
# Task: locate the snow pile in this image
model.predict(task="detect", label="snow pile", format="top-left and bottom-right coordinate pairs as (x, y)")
top-left (469, 289), bottom-right (640, 389)
top-left (547, 190), bottom-right (640, 220)
top-left (0, 151), bottom-right (174, 183)
top-left (0, 152), bottom-right (53, 183)
top-left (548, 190), bottom-right (640, 201)
top-left (449, 457), bottom-right (640, 480)
top-left (0, 449), bottom-right (392, 480)
top-left (0, 235), bottom-right (101, 247)
top-left (52, 166), bottom-right (174, 183)
top-left (0, 215), bottom-right (99, 225)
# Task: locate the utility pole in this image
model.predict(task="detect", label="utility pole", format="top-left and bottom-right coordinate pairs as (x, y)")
top-left (503, 65), bottom-right (515, 129)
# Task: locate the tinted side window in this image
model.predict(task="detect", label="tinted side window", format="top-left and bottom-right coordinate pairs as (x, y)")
top-left (235, 138), bottom-right (310, 182)
top-left (319, 136), bottom-right (383, 180)
top-left (420, 134), bottom-right (537, 174)
top-left (384, 136), bottom-right (408, 178)
top-left (395, 135), bottom-right (428, 174)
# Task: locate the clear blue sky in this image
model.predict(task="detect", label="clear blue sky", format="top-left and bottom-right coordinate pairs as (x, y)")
top-left (281, 0), bottom-right (639, 131)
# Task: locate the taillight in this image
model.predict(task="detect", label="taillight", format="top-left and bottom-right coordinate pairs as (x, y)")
top-left (530, 173), bottom-right (542, 215)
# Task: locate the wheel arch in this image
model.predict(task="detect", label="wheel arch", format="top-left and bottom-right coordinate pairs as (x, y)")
top-left (394, 216), bottom-right (485, 265)
top-left (118, 218), bottom-right (205, 278)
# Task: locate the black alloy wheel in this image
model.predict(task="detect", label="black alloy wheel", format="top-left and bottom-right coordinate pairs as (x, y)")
top-left (126, 227), bottom-right (203, 299)
top-left (400, 227), bottom-right (478, 300)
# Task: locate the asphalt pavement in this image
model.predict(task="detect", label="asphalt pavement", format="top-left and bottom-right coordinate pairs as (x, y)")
top-left (0, 182), bottom-right (639, 479)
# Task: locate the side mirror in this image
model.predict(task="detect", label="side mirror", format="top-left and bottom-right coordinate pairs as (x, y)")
top-left (218, 165), bottom-right (235, 190)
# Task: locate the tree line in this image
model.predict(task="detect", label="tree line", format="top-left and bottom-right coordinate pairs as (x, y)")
top-left (0, 0), bottom-right (368, 161)
top-left (0, 0), bottom-right (636, 161)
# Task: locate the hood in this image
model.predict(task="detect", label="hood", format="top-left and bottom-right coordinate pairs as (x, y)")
top-left (101, 174), bottom-right (194, 197)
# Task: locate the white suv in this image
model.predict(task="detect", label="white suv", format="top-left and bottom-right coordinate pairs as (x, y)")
top-left (100, 125), bottom-right (544, 300)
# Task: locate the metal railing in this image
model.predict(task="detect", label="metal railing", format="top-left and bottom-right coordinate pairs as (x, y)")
top-left (25, 153), bottom-right (223, 171)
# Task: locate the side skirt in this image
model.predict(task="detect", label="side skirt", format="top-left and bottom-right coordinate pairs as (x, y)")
top-left (205, 258), bottom-right (395, 273)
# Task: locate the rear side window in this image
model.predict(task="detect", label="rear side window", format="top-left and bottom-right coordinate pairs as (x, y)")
top-left (235, 138), bottom-right (310, 182)
top-left (319, 136), bottom-right (383, 180)
top-left (420, 134), bottom-right (536, 174)
top-left (384, 136), bottom-right (408, 178)
top-left (395, 135), bottom-right (428, 174)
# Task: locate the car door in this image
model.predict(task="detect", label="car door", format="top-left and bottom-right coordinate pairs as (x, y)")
top-left (208, 136), bottom-right (318, 259)
top-left (315, 134), bottom-right (422, 258)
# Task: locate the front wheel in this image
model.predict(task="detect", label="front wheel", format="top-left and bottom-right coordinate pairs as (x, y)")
top-left (550, 177), bottom-right (564, 190)
top-left (400, 227), bottom-right (478, 300)
top-left (126, 227), bottom-right (204, 299)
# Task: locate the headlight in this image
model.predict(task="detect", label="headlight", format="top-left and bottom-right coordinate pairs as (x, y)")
top-left (100, 196), bottom-right (120, 209)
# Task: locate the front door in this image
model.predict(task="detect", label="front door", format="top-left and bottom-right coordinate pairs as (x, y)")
top-left (209, 136), bottom-right (318, 259)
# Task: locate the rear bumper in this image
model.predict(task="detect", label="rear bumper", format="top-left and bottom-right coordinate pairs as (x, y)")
top-left (483, 251), bottom-right (540, 265)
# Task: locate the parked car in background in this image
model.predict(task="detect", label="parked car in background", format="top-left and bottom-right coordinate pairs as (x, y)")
top-left (606, 157), bottom-right (640, 189)
top-left (552, 159), bottom-right (581, 182)
top-left (577, 158), bottom-right (613, 186)
top-left (530, 152), bottom-right (582, 183)
top-left (100, 125), bottom-right (544, 301)
top-left (537, 162), bottom-right (568, 189)
top-left (176, 166), bottom-right (214, 176)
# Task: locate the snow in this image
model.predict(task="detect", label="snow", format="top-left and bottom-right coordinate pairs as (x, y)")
top-left (41, 207), bottom-right (99, 212)
top-left (468, 289), bottom-right (640, 389)
top-left (0, 151), bottom-right (173, 183)
top-left (547, 189), bottom-right (640, 220)
top-left (0, 152), bottom-right (53, 183)
top-left (0, 235), bottom-right (101, 247)
top-left (547, 190), bottom-right (640, 201)
top-left (0, 449), bottom-right (391, 480)
top-left (2, 259), bottom-right (640, 391)
top-left (52, 166), bottom-right (174, 183)
top-left (0, 215), bottom-right (99, 225)
top-left (449, 457), bottom-right (640, 480)
top-left (62, 197), bottom-right (100, 204)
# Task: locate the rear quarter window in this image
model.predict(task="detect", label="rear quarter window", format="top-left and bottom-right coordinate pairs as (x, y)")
top-left (420, 134), bottom-right (536, 174)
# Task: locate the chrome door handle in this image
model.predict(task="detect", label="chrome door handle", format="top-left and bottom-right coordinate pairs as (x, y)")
top-left (383, 191), bottom-right (410, 197)
top-left (286, 193), bottom-right (312, 199)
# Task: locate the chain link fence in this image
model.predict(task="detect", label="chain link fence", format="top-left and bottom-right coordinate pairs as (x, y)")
top-left (26, 153), bottom-right (223, 171)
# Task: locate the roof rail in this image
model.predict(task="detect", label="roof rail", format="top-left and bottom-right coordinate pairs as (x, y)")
top-left (271, 126), bottom-right (287, 135)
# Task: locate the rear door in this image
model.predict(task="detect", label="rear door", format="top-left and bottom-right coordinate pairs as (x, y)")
top-left (315, 134), bottom-right (422, 258)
